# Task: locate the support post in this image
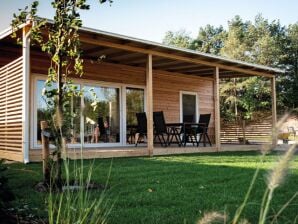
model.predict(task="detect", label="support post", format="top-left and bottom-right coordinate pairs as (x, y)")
top-left (41, 121), bottom-right (50, 184)
top-left (146, 54), bottom-right (154, 156)
top-left (271, 76), bottom-right (277, 147)
top-left (214, 67), bottom-right (221, 151)
top-left (22, 25), bottom-right (30, 163)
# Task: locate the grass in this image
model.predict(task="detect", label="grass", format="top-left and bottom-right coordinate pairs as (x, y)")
top-left (4, 151), bottom-right (298, 224)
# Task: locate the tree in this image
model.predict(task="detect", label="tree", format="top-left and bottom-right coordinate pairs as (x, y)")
top-left (279, 23), bottom-right (298, 110)
top-left (162, 29), bottom-right (192, 48)
top-left (191, 24), bottom-right (226, 55)
top-left (11, 0), bottom-right (111, 189)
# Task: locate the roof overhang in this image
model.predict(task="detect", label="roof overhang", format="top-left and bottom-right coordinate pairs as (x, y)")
top-left (0, 20), bottom-right (284, 78)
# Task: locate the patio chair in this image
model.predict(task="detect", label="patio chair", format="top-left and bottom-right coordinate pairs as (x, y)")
top-left (135, 112), bottom-right (147, 146)
top-left (97, 117), bottom-right (109, 142)
top-left (153, 111), bottom-right (169, 146)
top-left (183, 113), bottom-right (212, 147)
top-left (197, 114), bottom-right (212, 146)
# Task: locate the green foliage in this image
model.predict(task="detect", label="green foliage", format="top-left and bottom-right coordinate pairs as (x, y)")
top-left (47, 159), bottom-right (112, 224)
top-left (191, 24), bottom-right (226, 54)
top-left (11, 0), bottom-right (112, 187)
top-left (162, 30), bottom-right (192, 48)
top-left (162, 14), bottom-right (298, 116)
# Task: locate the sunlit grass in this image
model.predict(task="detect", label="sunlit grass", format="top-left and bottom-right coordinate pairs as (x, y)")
top-left (5, 151), bottom-right (298, 224)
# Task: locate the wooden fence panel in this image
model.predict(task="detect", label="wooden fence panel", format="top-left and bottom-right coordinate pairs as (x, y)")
top-left (220, 119), bottom-right (272, 144)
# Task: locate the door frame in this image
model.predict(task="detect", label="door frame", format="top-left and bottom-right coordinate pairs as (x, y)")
top-left (179, 91), bottom-right (199, 123)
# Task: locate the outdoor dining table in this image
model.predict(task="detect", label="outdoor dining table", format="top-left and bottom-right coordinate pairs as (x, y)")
top-left (166, 123), bottom-right (184, 146)
top-left (166, 122), bottom-right (209, 147)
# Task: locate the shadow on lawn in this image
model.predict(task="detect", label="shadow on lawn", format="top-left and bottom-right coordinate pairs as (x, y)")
top-left (5, 151), bottom-right (298, 224)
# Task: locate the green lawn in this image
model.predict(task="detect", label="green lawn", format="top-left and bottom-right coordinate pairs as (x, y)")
top-left (5, 151), bottom-right (298, 224)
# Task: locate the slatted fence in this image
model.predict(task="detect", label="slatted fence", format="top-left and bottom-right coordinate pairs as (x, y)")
top-left (220, 119), bottom-right (272, 144)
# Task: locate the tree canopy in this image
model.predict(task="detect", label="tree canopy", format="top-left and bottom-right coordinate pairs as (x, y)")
top-left (162, 14), bottom-right (298, 118)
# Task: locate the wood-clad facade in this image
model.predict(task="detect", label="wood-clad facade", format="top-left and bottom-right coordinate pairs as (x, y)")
top-left (0, 57), bottom-right (24, 162)
top-left (0, 24), bottom-right (282, 162)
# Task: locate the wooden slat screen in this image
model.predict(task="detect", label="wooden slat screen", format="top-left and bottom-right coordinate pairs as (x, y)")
top-left (220, 119), bottom-right (272, 144)
top-left (0, 57), bottom-right (23, 161)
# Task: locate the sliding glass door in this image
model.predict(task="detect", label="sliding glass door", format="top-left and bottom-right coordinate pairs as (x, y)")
top-left (34, 77), bottom-right (145, 148)
top-left (84, 85), bottom-right (120, 145)
top-left (126, 87), bottom-right (145, 144)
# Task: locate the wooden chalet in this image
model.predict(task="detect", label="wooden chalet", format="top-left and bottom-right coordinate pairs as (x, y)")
top-left (0, 22), bottom-right (283, 162)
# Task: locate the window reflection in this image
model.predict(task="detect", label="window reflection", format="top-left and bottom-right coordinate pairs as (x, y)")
top-left (36, 80), bottom-right (56, 145)
top-left (84, 86), bottom-right (120, 144)
top-left (36, 80), bottom-right (81, 145)
top-left (126, 88), bottom-right (145, 126)
top-left (126, 88), bottom-right (145, 144)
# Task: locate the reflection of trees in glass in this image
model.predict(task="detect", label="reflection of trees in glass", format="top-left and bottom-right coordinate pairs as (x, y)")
top-left (36, 80), bottom-right (81, 144)
top-left (126, 88), bottom-right (144, 125)
top-left (83, 86), bottom-right (120, 143)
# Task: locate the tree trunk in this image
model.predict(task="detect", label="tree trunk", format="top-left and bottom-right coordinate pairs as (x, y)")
top-left (41, 121), bottom-right (50, 185)
top-left (55, 54), bottom-right (63, 190)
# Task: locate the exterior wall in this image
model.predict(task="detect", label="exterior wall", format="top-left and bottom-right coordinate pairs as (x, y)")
top-left (153, 70), bottom-right (215, 140)
top-left (0, 57), bottom-right (24, 162)
top-left (29, 52), bottom-right (215, 161)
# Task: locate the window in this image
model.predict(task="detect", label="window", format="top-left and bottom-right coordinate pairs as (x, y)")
top-left (180, 92), bottom-right (198, 122)
top-left (83, 85), bottom-right (120, 144)
top-left (33, 77), bottom-right (145, 148)
top-left (35, 80), bottom-right (81, 145)
top-left (36, 80), bottom-right (56, 145)
top-left (126, 87), bottom-right (145, 126)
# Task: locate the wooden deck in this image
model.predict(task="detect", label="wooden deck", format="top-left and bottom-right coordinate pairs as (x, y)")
top-left (28, 144), bottom-right (264, 162)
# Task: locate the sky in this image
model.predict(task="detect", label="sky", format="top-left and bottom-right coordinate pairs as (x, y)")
top-left (0, 0), bottom-right (298, 43)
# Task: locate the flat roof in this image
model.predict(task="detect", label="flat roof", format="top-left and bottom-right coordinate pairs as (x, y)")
top-left (0, 21), bottom-right (284, 77)
top-left (78, 26), bottom-right (284, 76)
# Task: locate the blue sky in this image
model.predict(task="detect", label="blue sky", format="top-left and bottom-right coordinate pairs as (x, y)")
top-left (0, 0), bottom-right (298, 43)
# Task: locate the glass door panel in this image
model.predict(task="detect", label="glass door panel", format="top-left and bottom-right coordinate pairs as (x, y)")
top-left (84, 86), bottom-right (120, 144)
top-left (36, 80), bottom-right (81, 145)
top-left (182, 93), bottom-right (197, 122)
top-left (36, 80), bottom-right (56, 145)
top-left (126, 87), bottom-right (145, 144)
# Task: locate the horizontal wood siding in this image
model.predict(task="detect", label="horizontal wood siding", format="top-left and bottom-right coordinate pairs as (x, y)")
top-left (0, 57), bottom-right (23, 162)
top-left (153, 71), bottom-right (215, 141)
top-left (220, 119), bottom-right (272, 144)
top-left (31, 52), bottom-right (146, 86)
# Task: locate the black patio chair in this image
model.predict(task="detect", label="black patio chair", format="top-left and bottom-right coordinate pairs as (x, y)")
top-left (97, 117), bottom-right (109, 142)
top-left (135, 112), bottom-right (147, 146)
top-left (153, 111), bottom-right (169, 147)
top-left (197, 114), bottom-right (212, 146)
top-left (183, 113), bottom-right (212, 147)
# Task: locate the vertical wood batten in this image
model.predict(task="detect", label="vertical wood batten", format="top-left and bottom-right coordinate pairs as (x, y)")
top-left (271, 76), bottom-right (277, 147)
top-left (146, 54), bottom-right (154, 156)
top-left (214, 67), bottom-right (220, 151)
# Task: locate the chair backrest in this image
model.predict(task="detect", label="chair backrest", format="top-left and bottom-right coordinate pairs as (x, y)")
top-left (153, 111), bottom-right (167, 134)
top-left (136, 112), bottom-right (147, 133)
top-left (183, 115), bottom-right (194, 123)
top-left (199, 114), bottom-right (211, 127)
top-left (97, 117), bottom-right (106, 134)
